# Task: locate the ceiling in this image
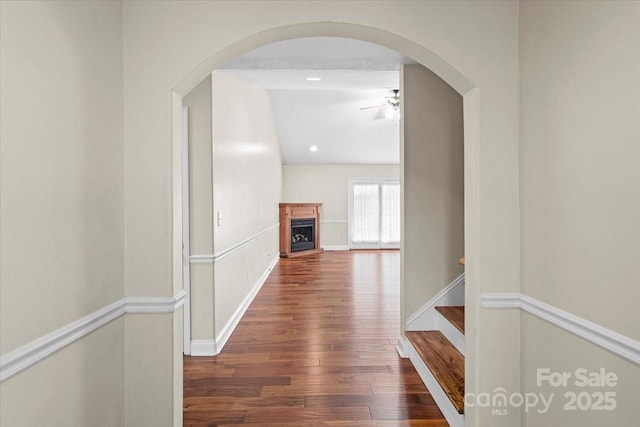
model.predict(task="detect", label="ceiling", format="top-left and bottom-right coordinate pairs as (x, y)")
top-left (220, 37), bottom-right (415, 71)
top-left (219, 37), bottom-right (416, 165)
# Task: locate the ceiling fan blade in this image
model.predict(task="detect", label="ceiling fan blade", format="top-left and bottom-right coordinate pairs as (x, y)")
top-left (373, 108), bottom-right (387, 120)
top-left (359, 104), bottom-right (385, 110)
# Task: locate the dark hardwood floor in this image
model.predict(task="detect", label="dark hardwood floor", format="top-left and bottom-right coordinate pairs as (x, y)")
top-left (184, 250), bottom-right (448, 426)
top-left (434, 306), bottom-right (465, 334)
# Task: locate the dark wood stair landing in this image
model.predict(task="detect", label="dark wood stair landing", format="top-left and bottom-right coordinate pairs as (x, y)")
top-left (435, 306), bottom-right (465, 334)
top-left (405, 330), bottom-right (465, 414)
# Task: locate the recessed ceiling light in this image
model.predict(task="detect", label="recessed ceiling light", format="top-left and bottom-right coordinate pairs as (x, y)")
top-left (306, 77), bottom-right (321, 81)
top-left (309, 145), bottom-right (318, 152)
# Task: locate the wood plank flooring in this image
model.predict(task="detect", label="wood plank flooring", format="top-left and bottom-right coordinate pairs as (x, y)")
top-left (404, 331), bottom-right (465, 414)
top-left (434, 306), bottom-right (465, 334)
top-left (184, 250), bottom-right (448, 426)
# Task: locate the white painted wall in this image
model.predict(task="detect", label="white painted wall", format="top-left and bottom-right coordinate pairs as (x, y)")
top-left (210, 72), bottom-right (282, 339)
top-left (282, 164), bottom-right (400, 247)
top-left (0, 1), bottom-right (124, 425)
top-left (123, 2), bottom-right (520, 425)
top-left (520, 2), bottom-right (640, 425)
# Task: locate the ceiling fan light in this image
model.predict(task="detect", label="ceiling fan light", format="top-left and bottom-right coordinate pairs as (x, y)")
top-left (384, 107), bottom-right (395, 120)
top-left (309, 145), bottom-right (318, 152)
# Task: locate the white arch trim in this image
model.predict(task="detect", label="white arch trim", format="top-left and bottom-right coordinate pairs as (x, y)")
top-left (170, 21), bottom-right (481, 424)
top-left (172, 22), bottom-right (475, 97)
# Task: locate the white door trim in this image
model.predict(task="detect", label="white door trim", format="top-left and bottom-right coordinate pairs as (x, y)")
top-left (181, 106), bottom-right (191, 355)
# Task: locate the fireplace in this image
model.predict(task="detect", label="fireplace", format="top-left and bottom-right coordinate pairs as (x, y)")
top-left (279, 203), bottom-right (323, 258)
top-left (291, 218), bottom-right (315, 252)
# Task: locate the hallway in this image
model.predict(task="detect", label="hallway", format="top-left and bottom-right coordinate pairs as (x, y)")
top-left (183, 250), bottom-right (447, 426)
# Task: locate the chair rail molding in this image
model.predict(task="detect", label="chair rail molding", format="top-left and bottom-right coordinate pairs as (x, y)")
top-left (189, 223), bottom-right (279, 264)
top-left (0, 290), bottom-right (187, 382)
top-left (126, 290), bottom-right (187, 313)
top-left (481, 293), bottom-right (640, 365)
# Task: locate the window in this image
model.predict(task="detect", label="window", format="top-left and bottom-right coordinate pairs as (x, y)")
top-left (349, 179), bottom-right (400, 249)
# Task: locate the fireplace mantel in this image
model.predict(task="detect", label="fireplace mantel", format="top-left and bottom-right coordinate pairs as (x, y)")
top-left (279, 203), bottom-right (323, 258)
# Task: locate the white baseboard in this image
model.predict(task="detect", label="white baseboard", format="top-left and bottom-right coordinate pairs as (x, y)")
top-left (396, 334), bottom-right (410, 358)
top-left (190, 340), bottom-right (216, 356)
top-left (321, 245), bottom-right (349, 251)
top-left (406, 273), bottom-right (465, 331)
top-left (213, 254), bottom-right (280, 355)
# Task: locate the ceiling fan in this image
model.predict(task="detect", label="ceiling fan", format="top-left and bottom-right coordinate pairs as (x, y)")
top-left (359, 89), bottom-right (400, 119)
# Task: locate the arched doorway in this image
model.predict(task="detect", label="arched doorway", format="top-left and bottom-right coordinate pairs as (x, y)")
top-left (171, 21), bottom-right (480, 425)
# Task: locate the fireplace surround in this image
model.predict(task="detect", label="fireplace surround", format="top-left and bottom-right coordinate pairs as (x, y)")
top-left (279, 203), bottom-right (323, 257)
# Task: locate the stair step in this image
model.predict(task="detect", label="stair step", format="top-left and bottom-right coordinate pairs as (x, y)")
top-left (435, 306), bottom-right (465, 334)
top-left (405, 331), bottom-right (465, 414)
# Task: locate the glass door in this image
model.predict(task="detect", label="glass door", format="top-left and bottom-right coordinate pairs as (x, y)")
top-left (349, 179), bottom-right (400, 249)
top-left (380, 182), bottom-right (400, 249)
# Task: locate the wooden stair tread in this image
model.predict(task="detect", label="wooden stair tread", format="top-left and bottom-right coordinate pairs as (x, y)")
top-left (405, 331), bottom-right (465, 414)
top-left (435, 306), bottom-right (465, 334)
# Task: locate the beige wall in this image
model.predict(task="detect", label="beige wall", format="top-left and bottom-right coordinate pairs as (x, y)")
top-left (4, 2), bottom-right (638, 425)
top-left (125, 314), bottom-right (175, 426)
top-left (123, 2), bottom-right (520, 425)
top-left (1, 319), bottom-right (125, 427)
top-left (0, 1), bottom-right (125, 426)
top-left (183, 76), bottom-right (215, 341)
top-left (519, 1), bottom-right (640, 424)
top-left (181, 71), bottom-right (282, 346)
top-left (0, 2), bottom-right (523, 426)
top-left (521, 315), bottom-right (639, 426)
top-left (282, 164), bottom-right (400, 247)
top-left (185, 77), bottom-right (214, 257)
top-left (211, 71), bottom-right (282, 338)
top-left (402, 64), bottom-right (465, 316)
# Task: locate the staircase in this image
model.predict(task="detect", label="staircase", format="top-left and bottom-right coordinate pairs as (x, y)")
top-left (403, 272), bottom-right (465, 427)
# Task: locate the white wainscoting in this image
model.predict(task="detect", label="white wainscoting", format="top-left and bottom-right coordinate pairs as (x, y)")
top-left (0, 290), bottom-right (187, 382)
top-left (481, 293), bottom-right (640, 365)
